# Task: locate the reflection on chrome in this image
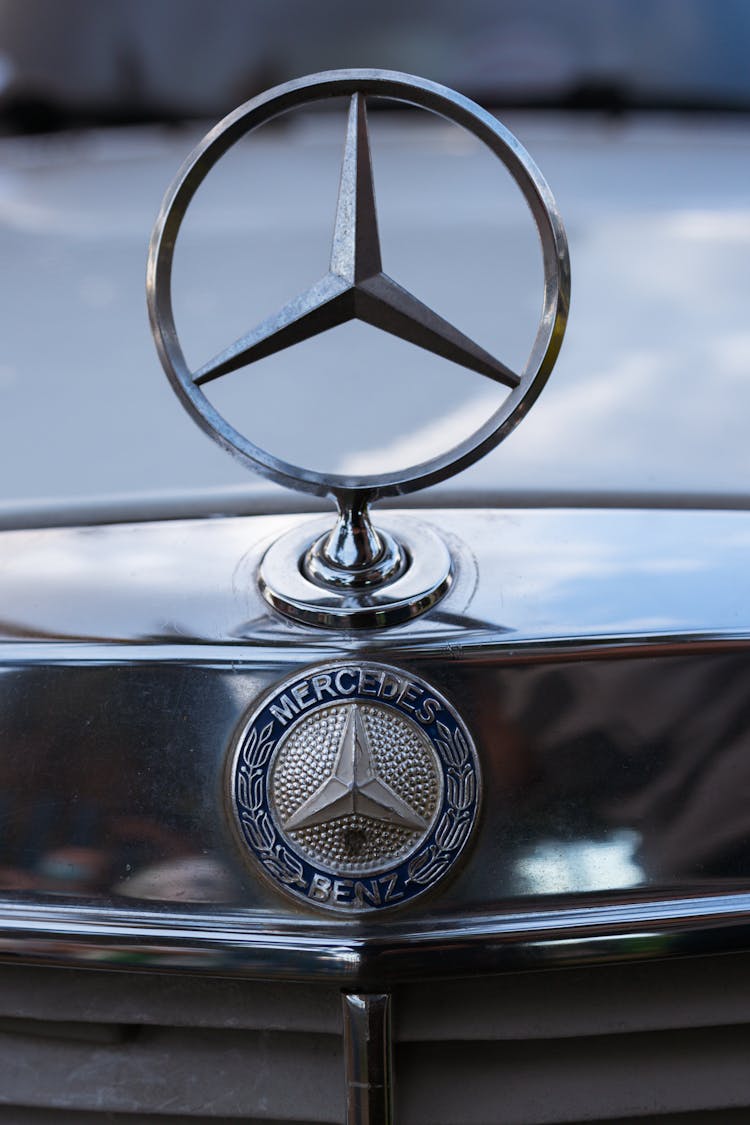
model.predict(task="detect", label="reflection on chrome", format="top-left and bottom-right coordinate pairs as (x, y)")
top-left (0, 509), bottom-right (749, 646)
top-left (115, 855), bottom-right (240, 903)
top-left (514, 830), bottom-right (643, 896)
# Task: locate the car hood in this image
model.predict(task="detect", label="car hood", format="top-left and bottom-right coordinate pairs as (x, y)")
top-left (1, 111), bottom-right (748, 515)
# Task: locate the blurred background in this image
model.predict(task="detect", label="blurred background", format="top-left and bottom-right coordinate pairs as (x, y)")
top-left (0, 0), bottom-right (749, 510)
top-left (2, 0), bottom-right (750, 128)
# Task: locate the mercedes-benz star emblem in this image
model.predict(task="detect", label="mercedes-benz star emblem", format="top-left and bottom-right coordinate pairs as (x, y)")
top-left (230, 662), bottom-right (480, 913)
top-left (148, 70), bottom-right (569, 628)
top-left (190, 92), bottom-right (519, 393)
top-left (282, 705), bottom-right (429, 833)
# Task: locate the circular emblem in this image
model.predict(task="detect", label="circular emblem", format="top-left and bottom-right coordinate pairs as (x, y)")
top-left (229, 662), bottom-right (481, 913)
top-left (148, 68), bottom-right (569, 503)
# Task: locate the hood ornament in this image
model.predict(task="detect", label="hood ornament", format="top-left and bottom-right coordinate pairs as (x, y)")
top-left (147, 69), bottom-right (570, 628)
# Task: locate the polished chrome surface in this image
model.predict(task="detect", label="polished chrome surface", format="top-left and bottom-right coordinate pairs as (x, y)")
top-left (1, 507), bottom-right (750, 976)
top-left (147, 69), bottom-right (569, 622)
top-left (2, 507), bottom-right (749, 647)
top-left (2, 893), bottom-right (750, 983)
top-left (343, 993), bottom-right (393, 1125)
top-left (305, 525), bottom-right (406, 590)
top-left (260, 515), bottom-right (453, 628)
top-left (305, 498), bottom-right (406, 591)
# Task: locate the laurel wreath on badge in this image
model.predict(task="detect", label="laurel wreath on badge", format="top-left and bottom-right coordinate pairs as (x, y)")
top-left (236, 723), bottom-right (307, 890)
top-left (406, 721), bottom-right (476, 886)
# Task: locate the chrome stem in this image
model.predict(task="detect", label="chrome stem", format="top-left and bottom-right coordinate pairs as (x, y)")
top-left (323, 494), bottom-right (385, 572)
top-left (303, 494), bottom-right (407, 591)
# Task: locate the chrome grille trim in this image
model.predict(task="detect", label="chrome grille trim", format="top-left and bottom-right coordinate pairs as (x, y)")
top-left (0, 891), bottom-right (749, 981)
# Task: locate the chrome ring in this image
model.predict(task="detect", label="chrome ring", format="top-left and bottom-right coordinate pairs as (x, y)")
top-left (147, 68), bottom-right (570, 504)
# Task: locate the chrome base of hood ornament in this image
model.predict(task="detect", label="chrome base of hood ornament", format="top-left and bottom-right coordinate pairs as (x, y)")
top-left (303, 497), bottom-right (407, 591)
top-left (259, 514), bottom-right (452, 629)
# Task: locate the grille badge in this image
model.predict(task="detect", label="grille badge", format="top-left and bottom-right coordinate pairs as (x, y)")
top-left (229, 662), bottom-right (480, 913)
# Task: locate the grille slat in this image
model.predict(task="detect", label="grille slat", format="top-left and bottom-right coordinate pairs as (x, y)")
top-left (0, 965), bottom-right (340, 1034)
top-left (397, 1026), bottom-right (750, 1124)
top-left (0, 1111), bottom-right (315, 1125)
top-left (0, 1025), bottom-right (342, 1122)
top-left (399, 951), bottom-right (750, 1041)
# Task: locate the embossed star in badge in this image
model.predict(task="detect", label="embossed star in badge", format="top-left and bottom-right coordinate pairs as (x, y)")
top-left (271, 698), bottom-right (441, 876)
top-left (283, 705), bottom-right (428, 832)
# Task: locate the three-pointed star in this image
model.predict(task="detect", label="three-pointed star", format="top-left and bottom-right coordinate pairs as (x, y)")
top-left (192, 93), bottom-right (519, 390)
top-left (283, 704), bottom-right (427, 833)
